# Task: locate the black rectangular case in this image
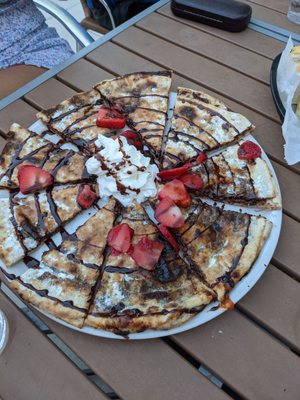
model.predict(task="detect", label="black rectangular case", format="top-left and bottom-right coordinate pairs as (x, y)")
top-left (171, 0), bottom-right (252, 32)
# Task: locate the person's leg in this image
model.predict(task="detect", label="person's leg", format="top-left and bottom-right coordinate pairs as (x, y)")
top-left (0, 65), bottom-right (46, 100)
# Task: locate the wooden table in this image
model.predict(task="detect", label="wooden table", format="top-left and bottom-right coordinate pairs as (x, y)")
top-left (1, 1), bottom-right (300, 399)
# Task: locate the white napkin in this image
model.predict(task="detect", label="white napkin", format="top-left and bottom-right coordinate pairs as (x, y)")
top-left (276, 37), bottom-right (300, 165)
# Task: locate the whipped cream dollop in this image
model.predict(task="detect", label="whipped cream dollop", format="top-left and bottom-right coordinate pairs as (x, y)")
top-left (86, 136), bottom-right (159, 206)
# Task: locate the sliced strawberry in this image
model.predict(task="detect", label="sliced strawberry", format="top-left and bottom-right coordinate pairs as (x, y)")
top-left (154, 197), bottom-right (184, 228)
top-left (158, 224), bottom-right (180, 251)
top-left (179, 173), bottom-right (204, 190)
top-left (96, 105), bottom-right (126, 129)
top-left (77, 185), bottom-right (98, 209)
top-left (109, 247), bottom-right (122, 257)
top-left (18, 165), bottom-right (53, 194)
top-left (120, 130), bottom-right (143, 150)
top-left (107, 223), bottom-right (134, 253)
top-left (195, 152), bottom-right (207, 164)
top-left (157, 162), bottom-right (192, 181)
top-left (158, 179), bottom-right (191, 208)
top-left (237, 141), bottom-right (261, 160)
top-left (130, 236), bottom-right (164, 270)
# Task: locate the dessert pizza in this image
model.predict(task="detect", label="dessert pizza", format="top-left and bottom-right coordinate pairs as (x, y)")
top-left (0, 70), bottom-right (282, 337)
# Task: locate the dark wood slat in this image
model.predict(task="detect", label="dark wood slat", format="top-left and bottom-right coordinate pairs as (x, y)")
top-left (35, 314), bottom-right (231, 400)
top-left (0, 100), bottom-right (37, 135)
top-left (238, 264), bottom-right (300, 352)
top-left (273, 214), bottom-right (300, 279)
top-left (112, 26), bottom-right (280, 122)
top-left (157, 4), bottom-right (284, 59)
top-left (57, 59), bottom-right (115, 92)
top-left (171, 310), bottom-right (300, 400)
top-left (137, 12), bottom-right (271, 84)
top-left (0, 291), bottom-right (107, 400)
top-left (86, 41), bottom-right (300, 174)
top-left (25, 78), bottom-right (76, 110)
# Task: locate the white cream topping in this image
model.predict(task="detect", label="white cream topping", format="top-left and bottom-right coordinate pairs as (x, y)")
top-left (86, 136), bottom-right (158, 206)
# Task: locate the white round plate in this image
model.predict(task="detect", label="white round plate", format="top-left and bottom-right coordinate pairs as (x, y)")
top-left (1, 102), bottom-right (282, 340)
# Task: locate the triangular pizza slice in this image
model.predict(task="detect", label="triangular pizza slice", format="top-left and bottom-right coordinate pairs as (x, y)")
top-left (163, 87), bottom-right (255, 168)
top-left (36, 89), bottom-right (115, 151)
top-left (177, 201), bottom-right (272, 302)
top-left (95, 71), bottom-right (172, 156)
top-left (193, 141), bottom-right (281, 209)
top-left (9, 199), bottom-right (116, 327)
top-left (0, 124), bottom-right (92, 189)
top-left (85, 203), bottom-right (215, 334)
top-left (0, 183), bottom-right (98, 266)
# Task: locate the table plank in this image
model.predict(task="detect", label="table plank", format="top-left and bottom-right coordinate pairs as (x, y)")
top-left (273, 214), bottom-right (300, 279)
top-left (57, 59), bottom-right (115, 92)
top-left (238, 264), bottom-right (300, 352)
top-left (247, 0), bottom-right (288, 16)
top-left (137, 12), bottom-right (271, 84)
top-left (0, 100), bottom-right (37, 135)
top-left (172, 310), bottom-right (300, 400)
top-left (0, 291), bottom-right (107, 400)
top-left (246, 0), bottom-right (300, 32)
top-left (112, 26), bottom-right (280, 122)
top-left (36, 314), bottom-right (231, 400)
top-left (157, 4), bottom-right (284, 59)
top-left (25, 78), bottom-right (76, 110)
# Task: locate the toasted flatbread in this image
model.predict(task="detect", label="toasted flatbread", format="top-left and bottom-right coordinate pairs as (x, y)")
top-left (0, 124), bottom-right (92, 189)
top-left (193, 142), bottom-right (281, 209)
top-left (163, 87), bottom-right (255, 168)
top-left (178, 201), bottom-right (272, 301)
top-left (9, 200), bottom-right (116, 327)
top-left (85, 203), bottom-right (215, 334)
top-left (0, 184), bottom-right (98, 267)
top-left (36, 89), bottom-right (114, 151)
top-left (95, 71), bottom-right (172, 156)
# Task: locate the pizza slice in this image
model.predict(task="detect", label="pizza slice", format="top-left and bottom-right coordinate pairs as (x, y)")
top-left (9, 199), bottom-right (116, 328)
top-left (163, 87), bottom-right (255, 168)
top-left (95, 71), bottom-right (172, 156)
top-left (177, 201), bottom-right (272, 302)
top-left (0, 124), bottom-right (92, 189)
top-left (85, 203), bottom-right (215, 334)
top-left (36, 89), bottom-right (115, 151)
top-left (192, 141), bottom-right (281, 209)
top-left (0, 183), bottom-right (98, 267)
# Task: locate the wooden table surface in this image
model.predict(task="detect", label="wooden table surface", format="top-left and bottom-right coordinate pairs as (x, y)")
top-left (1, 1), bottom-right (300, 399)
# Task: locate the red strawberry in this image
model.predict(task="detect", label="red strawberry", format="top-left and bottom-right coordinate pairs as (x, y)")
top-left (179, 173), bottom-right (204, 190)
top-left (77, 185), bottom-right (98, 209)
top-left (130, 236), bottom-right (164, 270)
top-left (120, 130), bottom-right (143, 150)
top-left (109, 247), bottom-right (122, 256)
top-left (158, 179), bottom-right (191, 208)
top-left (18, 165), bottom-right (53, 194)
top-left (157, 163), bottom-right (192, 181)
top-left (107, 223), bottom-right (134, 253)
top-left (237, 141), bottom-right (261, 160)
top-left (158, 224), bottom-right (180, 251)
top-left (154, 197), bottom-right (184, 228)
top-left (196, 152), bottom-right (207, 164)
top-left (96, 106), bottom-right (126, 129)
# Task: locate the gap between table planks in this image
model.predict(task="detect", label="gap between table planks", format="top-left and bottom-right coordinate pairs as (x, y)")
top-left (0, 291), bottom-right (108, 400)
